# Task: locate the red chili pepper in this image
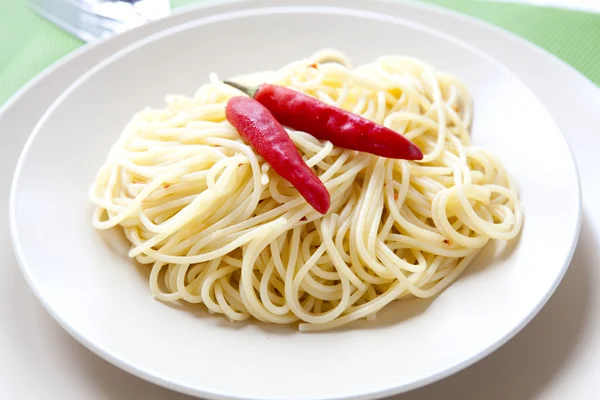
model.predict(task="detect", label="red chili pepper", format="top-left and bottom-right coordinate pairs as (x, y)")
top-left (224, 82), bottom-right (423, 161)
top-left (225, 96), bottom-right (330, 214)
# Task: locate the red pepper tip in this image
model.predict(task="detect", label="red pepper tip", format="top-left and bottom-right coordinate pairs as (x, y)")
top-left (409, 144), bottom-right (424, 161)
top-left (314, 204), bottom-right (330, 215)
top-left (309, 188), bottom-right (330, 215)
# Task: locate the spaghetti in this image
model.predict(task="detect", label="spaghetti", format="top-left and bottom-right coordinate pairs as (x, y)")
top-left (90, 50), bottom-right (523, 332)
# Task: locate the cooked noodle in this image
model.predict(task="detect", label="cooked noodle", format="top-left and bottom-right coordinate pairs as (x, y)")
top-left (90, 50), bottom-right (523, 332)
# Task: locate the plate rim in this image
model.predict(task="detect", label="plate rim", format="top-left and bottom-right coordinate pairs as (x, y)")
top-left (7, 1), bottom-right (583, 400)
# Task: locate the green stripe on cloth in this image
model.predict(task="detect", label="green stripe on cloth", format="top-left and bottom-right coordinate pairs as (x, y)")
top-left (0, 0), bottom-right (82, 104)
top-left (1, 0), bottom-right (599, 104)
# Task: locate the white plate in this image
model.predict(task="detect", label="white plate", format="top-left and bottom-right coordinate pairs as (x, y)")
top-left (5, 2), bottom-right (586, 400)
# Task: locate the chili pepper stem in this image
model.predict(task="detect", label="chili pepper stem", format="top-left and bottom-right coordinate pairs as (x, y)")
top-left (224, 81), bottom-right (258, 97)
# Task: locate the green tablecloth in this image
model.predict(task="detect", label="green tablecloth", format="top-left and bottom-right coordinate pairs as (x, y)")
top-left (1, 0), bottom-right (599, 105)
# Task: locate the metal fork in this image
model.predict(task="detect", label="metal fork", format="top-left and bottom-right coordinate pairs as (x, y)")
top-left (29, 0), bottom-right (171, 42)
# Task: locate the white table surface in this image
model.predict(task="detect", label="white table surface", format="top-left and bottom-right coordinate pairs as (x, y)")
top-left (2, 1), bottom-right (600, 399)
